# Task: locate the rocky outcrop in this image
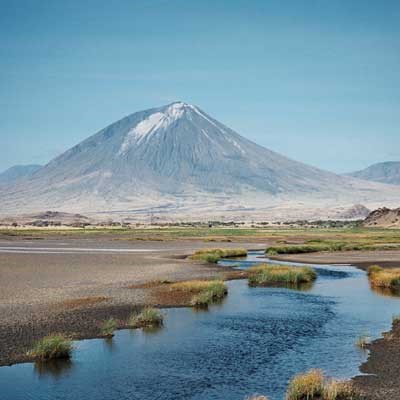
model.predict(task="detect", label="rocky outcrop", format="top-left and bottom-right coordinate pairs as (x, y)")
top-left (363, 207), bottom-right (400, 228)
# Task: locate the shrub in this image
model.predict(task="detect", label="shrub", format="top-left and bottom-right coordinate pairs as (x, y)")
top-left (286, 369), bottom-right (324, 400)
top-left (101, 318), bottom-right (117, 337)
top-left (248, 264), bottom-right (317, 287)
top-left (191, 248), bottom-right (247, 263)
top-left (129, 308), bottom-right (163, 329)
top-left (28, 335), bottom-right (73, 361)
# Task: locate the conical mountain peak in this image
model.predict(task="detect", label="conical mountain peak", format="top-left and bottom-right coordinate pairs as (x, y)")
top-left (2, 101), bottom-right (395, 219)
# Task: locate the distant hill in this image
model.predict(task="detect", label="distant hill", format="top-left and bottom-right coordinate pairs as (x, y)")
top-left (363, 207), bottom-right (400, 228)
top-left (0, 164), bottom-right (42, 186)
top-left (347, 162), bottom-right (400, 185)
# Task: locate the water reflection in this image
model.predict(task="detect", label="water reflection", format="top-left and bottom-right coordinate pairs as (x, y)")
top-left (371, 285), bottom-right (400, 298)
top-left (34, 358), bottom-right (73, 378)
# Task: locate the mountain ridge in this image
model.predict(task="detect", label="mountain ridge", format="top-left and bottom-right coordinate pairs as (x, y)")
top-left (347, 161), bottom-right (400, 185)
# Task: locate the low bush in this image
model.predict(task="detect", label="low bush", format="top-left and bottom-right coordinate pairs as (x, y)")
top-left (129, 308), bottom-right (163, 329)
top-left (248, 264), bottom-right (317, 287)
top-left (28, 335), bottom-right (73, 361)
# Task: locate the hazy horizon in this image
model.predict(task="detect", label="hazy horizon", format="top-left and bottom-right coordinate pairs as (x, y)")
top-left (1, 0), bottom-right (399, 173)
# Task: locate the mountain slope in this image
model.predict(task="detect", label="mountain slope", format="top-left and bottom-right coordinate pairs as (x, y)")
top-left (1, 102), bottom-right (399, 219)
top-left (348, 162), bottom-right (400, 185)
top-left (0, 164), bottom-right (42, 186)
top-left (27, 102), bottom-right (344, 195)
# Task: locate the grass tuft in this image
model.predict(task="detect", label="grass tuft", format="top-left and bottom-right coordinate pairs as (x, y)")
top-left (286, 369), bottom-right (324, 400)
top-left (247, 264), bottom-right (317, 287)
top-left (323, 379), bottom-right (359, 400)
top-left (261, 368), bottom-right (364, 400)
top-left (190, 291), bottom-right (214, 308)
top-left (128, 308), bottom-right (163, 329)
top-left (101, 318), bottom-right (117, 337)
top-left (169, 279), bottom-right (228, 308)
top-left (191, 248), bottom-right (247, 263)
top-left (27, 335), bottom-right (73, 361)
top-left (367, 265), bottom-right (400, 289)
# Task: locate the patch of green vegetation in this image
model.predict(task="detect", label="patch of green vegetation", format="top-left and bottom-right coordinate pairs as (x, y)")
top-left (190, 248), bottom-right (247, 263)
top-left (101, 318), bottom-right (118, 337)
top-left (247, 264), bottom-right (316, 287)
top-left (27, 335), bottom-right (73, 361)
top-left (267, 240), bottom-right (400, 256)
top-left (128, 308), bottom-right (163, 329)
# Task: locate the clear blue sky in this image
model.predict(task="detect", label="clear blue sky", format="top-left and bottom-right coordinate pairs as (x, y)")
top-left (1, 0), bottom-right (399, 173)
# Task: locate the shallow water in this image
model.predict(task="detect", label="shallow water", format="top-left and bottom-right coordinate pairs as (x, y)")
top-left (1, 252), bottom-right (400, 400)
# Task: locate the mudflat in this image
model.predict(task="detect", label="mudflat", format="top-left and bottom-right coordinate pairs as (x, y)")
top-left (0, 234), bottom-right (263, 365)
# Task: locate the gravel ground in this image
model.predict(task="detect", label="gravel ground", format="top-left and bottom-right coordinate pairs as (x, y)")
top-left (353, 320), bottom-right (400, 399)
top-left (0, 237), bottom-right (262, 366)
